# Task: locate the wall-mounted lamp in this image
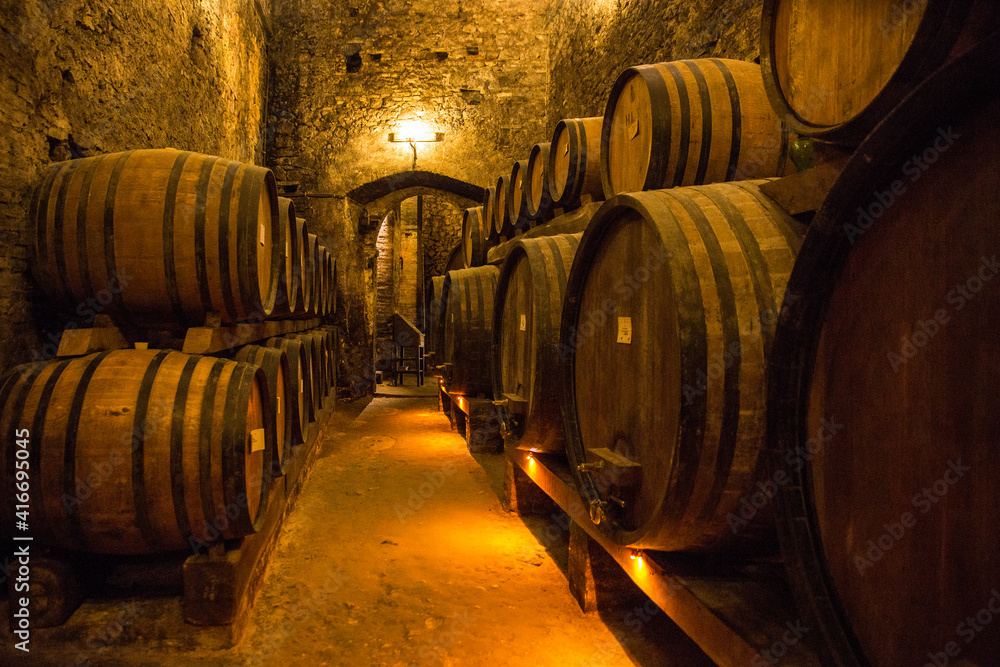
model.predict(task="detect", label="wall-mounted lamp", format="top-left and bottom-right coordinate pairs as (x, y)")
top-left (389, 130), bottom-right (444, 170)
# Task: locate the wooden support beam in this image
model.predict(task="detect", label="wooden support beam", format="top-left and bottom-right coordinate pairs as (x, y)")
top-left (181, 318), bottom-right (321, 355)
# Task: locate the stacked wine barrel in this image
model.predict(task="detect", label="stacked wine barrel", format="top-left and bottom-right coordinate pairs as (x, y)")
top-left (2, 148), bottom-right (341, 555)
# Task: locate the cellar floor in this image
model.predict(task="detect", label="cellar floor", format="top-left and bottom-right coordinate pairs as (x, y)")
top-left (8, 396), bottom-right (712, 666)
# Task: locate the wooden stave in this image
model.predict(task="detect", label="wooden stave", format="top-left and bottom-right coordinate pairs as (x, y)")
top-left (600, 59), bottom-right (791, 199)
top-left (559, 180), bottom-right (803, 553)
top-left (462, 206), bottom-right (487, 268)
top-left (548, 117), bottom-right (605, 209)
top-left (766, 34), bottom-right (1000, 666)
top-left (0, 350), bottom-right (272, 554)
top-left (265, 336), bottom-right (312, 434)
top-left (759, 0), bottom-right (988, 145)
top-left (492, 233), bottom-right (582, 453)
top-left (525, 143), bottom-right (553, 221)
top-left (442, 265), bottom-right (500, 397)
top-left (235, 344), bottom-right (294, 475)
top-left (30, 148), bottom-right (280, 329)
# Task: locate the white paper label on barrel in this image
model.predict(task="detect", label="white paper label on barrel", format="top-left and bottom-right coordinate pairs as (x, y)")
top-left (520, 314), bottom-right (526, 331)
top-left (617, 317), bottom-right (632, 344)
top-left (250, 428), bottom-right (265, 453)
top-left (259, 222), bottom-right (265, 246)
top-left (300, 378), bottom-right (304, 393)
top-left (135, 342), bottom-right (148, 349)
top-left (277, 395), bottom-right (281, 414)
top-left (563, 142), bottom-right (569, 156)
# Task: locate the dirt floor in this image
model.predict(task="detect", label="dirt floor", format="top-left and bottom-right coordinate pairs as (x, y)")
top-left (4, 394), bottom-right (713, 666)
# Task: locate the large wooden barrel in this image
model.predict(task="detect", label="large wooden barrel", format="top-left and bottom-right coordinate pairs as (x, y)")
top-left (0, 350), bottom-right (272, 554)
top-left (276, 198), bottom-right (302, 316)
top-left (507, 160), bottom-right (532, 232)
top-left (295, 217), bottom-right (311, 317)
top-left (306, 233), bottom-right (320, 315)
top-left (548, 117), bottom-right (604, 210)
top-left (601, 59), bottom-right (792, 199)
top-left (492, 233), bottom-right (582, 453)
top-left (493, 175), bottom-right (513, 239)
top-left (289, 330), bottom-right (330, 401)
top-left (525, 143), bottom-right (553, 220)
top-left (30, 148), bottom-right (280, 328)
top-left (235, 344), bottom-right (293, 475)
top-left (442, 265), bottom-right (499, 397)
top-left (265, 336), bottom-right (312, 434)
top-left (482, 186), bottom-right (498, 247)
top-left (760, 0), bottom-right (997, 145)
top-left (316, 244), bottom-right (329, 317)
top-left (445, 242), bottom-right (466, 273)
top-left (560, 180), bottom-right (804, 552)
top-left (316, 325), bottom-right (338, 399)
top-left (461, 206), bottom-right (487, 268)
top-left (767, 36), bottom-right (1000, 666)
top-left (426, 275), bottom-right (446, 361)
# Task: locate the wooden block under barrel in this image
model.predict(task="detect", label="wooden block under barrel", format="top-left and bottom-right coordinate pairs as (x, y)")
top-left (568, 521), bottom-right (646, 613)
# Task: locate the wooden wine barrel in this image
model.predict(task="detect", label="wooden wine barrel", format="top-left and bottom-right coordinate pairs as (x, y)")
top-left (767, 36), bottom-right (1000, 665)
top-left (289, 330), bottom-right (330, 399)
top-left (462, 206), bottom-right (487, 268)
top-left (285, 332), bottom-right (323, 411)
top-left (507, 160), bottom-right (532, 232)
top-left (235, 345), bottom-right (294, 474)
top-left (310, 327), bottom-right (336, 397)
top-left (601, 59), bottom-right (792, 199)
top-left (317, 244), bottom-right (329, 317)
top-left (445, 242), bottom-right (466, 273)
top-left (316, 325), bottom-right (339, 399)
top-left (525, 143), bottom-right (553, 220)
top-left (493, 174), bottom-right (513, 238)
top-left (760, 0), bottom-right (997, 145)
top-left (277, 198), bottom-right (302, 315)
top-left (0, 350), bottom-right (272, 554)
top-left (560, 180), bottom-right (804, 552)
top-left (442, 265), bottom-right (499, 397)
top-left (492, 233), bottom-right (582, 453)
top-left (548, 117), bottom-right (604, 210)
top-left (482, 186), bottom-right (499, 247)
top-left (30, 148), bottom-right (280, 328)
top-left (265, 336), bottom-right (312, 433)
top-left (306, 233), bottom-right (320, 315)
top-left (426, 275), bottom-right (446, 360)
top-left (295, 217), bottom-right (311, 317)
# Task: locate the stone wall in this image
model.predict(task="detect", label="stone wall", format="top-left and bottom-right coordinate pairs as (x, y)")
top-left (544, 0), bottom-right (763, 127)
top-left (0, 0), bottom-right (270, 375)
top-left (267, 0), bottom-right (549, 391)
top-left (421, 195), bottom-right (464, 291)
